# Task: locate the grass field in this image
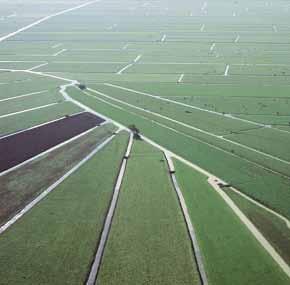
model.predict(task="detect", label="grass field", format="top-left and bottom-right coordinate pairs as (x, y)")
top-left (223, 187), bottom-right (290, 265)
top-left (97, 140), bottom-right (201, 285)
top-left (0, 0), bottom-right (289, 283)
top-left (174, 159), bottom-right (289, 285)
top-left (0, 123), bottom-right (116, 226)
top-left (0, 101), bottom-right (83, 136)
top-left (0, 130), bottom-right (128, 284)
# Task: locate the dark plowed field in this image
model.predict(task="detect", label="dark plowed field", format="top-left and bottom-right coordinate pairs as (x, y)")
top-left (0, 112), bottom-right (105, 173)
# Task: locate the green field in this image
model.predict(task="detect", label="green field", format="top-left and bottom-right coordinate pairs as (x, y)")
top-left (224, 188), bottom-right (290, 265)
top-left (0, 123), bottom-right (116, 226)
top-left (0, 101), bottom-right (83, 136)
top-left (0, 131), bottom-right (128, 284)
top-left (0, 0), bottom-right (289, 283)
top-left (97, 140), bottom-right (201, 285)
top-left (174, 159), bottom-right (289, 285)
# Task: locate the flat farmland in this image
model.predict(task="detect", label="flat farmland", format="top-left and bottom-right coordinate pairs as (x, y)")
top-left (174, 159), bottom-right (289, 285)
top-left (0, 123), bottom-right (116, 227)
top-left (97, 140), bottom-right (201, 285)
top-left (0, 0), bottom-right (289, 283)
top-left (0, 131), bottom-right (129, 284)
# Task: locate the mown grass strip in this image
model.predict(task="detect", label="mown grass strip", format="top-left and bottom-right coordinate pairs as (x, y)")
top-left (96, 140), bottom-right (201, 285)
top-left (0, 131), bottom-right (129, 284)
top-left (174, 160), bottom-right (290, 285)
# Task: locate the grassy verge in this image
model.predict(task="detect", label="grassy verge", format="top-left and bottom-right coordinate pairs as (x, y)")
top-left (97, 140), bottom-right (201, 285)
top-left (0, 123), bottom-right (116, 227)
top-left (223, 188), bottom-right (290, 265)
top-left (174, 159), bottom-right (289, 285)
top-left (0, 130), bottom-right (129, 284)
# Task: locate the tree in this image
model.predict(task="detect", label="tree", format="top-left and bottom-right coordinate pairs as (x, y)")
top-left (128, 124), bottom-right (141, 140)
top-left (77, 83), bottom-right (87, 90)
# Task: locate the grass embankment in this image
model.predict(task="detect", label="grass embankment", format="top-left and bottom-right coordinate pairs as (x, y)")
top-left (0, 130), bottom-right (129, 284)
top-left (0, 123), bottom-right (115, 226)
top-left (0, 101), bottom-right (82, 136)
top-left (69, 86), bottom-right (290, 220)
top-left (97, 140), bottom-right (201, 285)
top-left (174, 160), bottom-right (290, 285)
top-left (223, 188), bottom-right (290, 265)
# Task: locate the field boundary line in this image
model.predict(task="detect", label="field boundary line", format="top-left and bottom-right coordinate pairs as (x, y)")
top-left (53, 49), bottom-right (67, 57)
top-left (208, 177), bottom-right (290, 278)
top-left (178, 73), bottom-right (184, 83)
top-left (0, 102), bottom-right (59, 119)
top-left (0, 90), bottom-right (48, 103)
top-left (52, 43), bottom-right (63, 49)
top-left (89, 87), bottom-right (290, 167)
top-left (0, 123), bottom-right (104, 178)
top-left (0, 133), bottom-right (117, 235)
top-left (104, 83), bottom-right (269, 130)
top-left (228, 187), bottom-right (290, 229)
top-left (28, 62), bottom-right (48, 71)
top-left (116, 63), bottom-right (133, 74)
top-left (224, 64), bottom-right (230, 76)
top-left (60, 83), bottom-right (290, 275)
top-left (0, 0), bottom-right (102, 43)
top-left (0, 111), bottom-right (85, 140)
top-left (86, 133), bottom-right (134, 285)
top-left (164, 152), bottom-right (208, 285)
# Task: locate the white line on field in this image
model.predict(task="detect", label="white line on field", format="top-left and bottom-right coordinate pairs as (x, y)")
top-left (234, 35), bottom-right (240, 43)
top-left (84, 90), bottom-right (290, 181)
top-left (200, 24), bottom-right (205, 32)
top-left (7, 13), bottom-right (17, 18)
top-left (0, 0), bottom-right (102, 44)
top-left (91, 86), bottom-right (290, 166)
top-left (27, 62), bottom-right (48, 71)
top-left (224, 64), bottom-right (230, 76)
top-left (233, 11), bottom-right (236, 17)
top-left (228, 187), bottom-right (290, 229)
top-left (105, 83), bottom-right (290, 136)
top-left (165, 153), bottom-right (208, 285)
top-left (0, 103), bottom-right (59, 119)
top-left (0, 90), bottom-right (48, 103)
top-left (52, 43), bottom-right (63, 49)
top-left (210, 43), bottom-right (216, 51)
top-left (208, 177), bottom-right (290, 278)
top-left (53, 49), bottom-right (67, 56)
top-left (178, 73), bottom-right (184, 83)
top-left (133, 54), bottom-right (142, 63)
top-left (0, 111), bottom-right (85, 140)
top-left (0, 132), bottom-right (116, 235)
top-left (116, 63), bottom-right (133, 74)
top-left (272, 25), bottom-right (278, 32)
top-left (122, 43), bottom-right (129, 50)
top-left (86, 133), bottom-right (133, 285)
top-left (13, 69), bottom-right (288, 276)
top-left (161, 34), bottom-right (167, 42)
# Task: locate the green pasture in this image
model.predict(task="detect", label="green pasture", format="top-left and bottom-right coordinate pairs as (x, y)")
top-left (0, 130), bottom-right (128, 284)
top-left (0, 101), bottom-right (82, 136)
top-left (224, 188), bottom-right (290, 265)
top-left (97, 140), bottom-right (200, 285)
top-left (174, 159), bottom-right (289, 285)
